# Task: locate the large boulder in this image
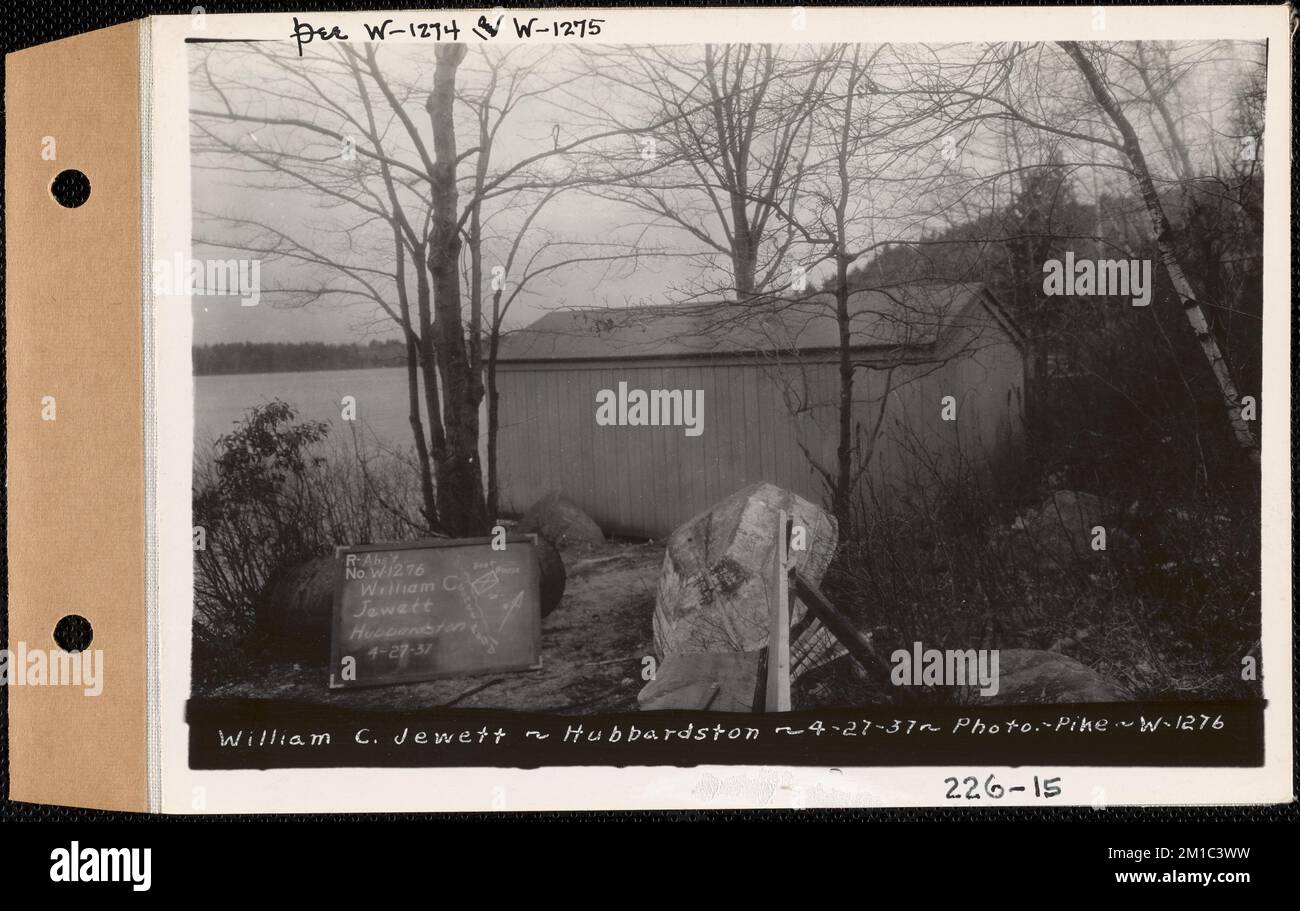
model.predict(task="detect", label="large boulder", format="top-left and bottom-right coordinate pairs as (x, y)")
top-left (532, 534), bottom-right (567, 617)
top-left (652, 482), bottom-right (842, 670)
top-left (256, 556), bottom-right (337, 662)
top-left (983, 649), bottom-right (1127, 704)
top-left (517, 490), bottom-right (605, 549)
top-left (637, 652), bottom-right (761, 712)
top-left (256, 537), bottom-right (568, 663)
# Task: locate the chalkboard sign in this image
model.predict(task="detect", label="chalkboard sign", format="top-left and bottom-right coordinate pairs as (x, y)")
top-left (329, 535), bottom-right (542, 689)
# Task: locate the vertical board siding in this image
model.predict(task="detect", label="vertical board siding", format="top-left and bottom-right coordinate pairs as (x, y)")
top-left (495, 340), bottom-right (1024, 538)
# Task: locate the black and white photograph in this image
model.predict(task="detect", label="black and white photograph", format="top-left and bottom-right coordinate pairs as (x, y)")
top-left (2, 3), bottom-right (1296, 881)
top-left (180, 27), bottom-right (1273, 772)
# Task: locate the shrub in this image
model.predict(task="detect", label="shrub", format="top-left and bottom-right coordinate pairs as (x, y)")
top-left (811, 452), bottom-right (1260, 707)
top-left (192, 400), bottom-right (426, 690)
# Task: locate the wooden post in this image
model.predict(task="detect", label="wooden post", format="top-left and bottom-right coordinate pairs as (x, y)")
top-left (765, 510), bottom-right (792, 712)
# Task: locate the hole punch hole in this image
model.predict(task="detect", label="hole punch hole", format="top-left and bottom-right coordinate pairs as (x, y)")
top-left (50, 169), bottom-right (91, 208)
top-left (53, 614), bottom-right (93, 652)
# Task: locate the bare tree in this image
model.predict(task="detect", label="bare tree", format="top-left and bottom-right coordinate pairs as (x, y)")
top-left (576, 44), bottom-right (838, 300)
top-left (1058, 41), bottom-right (1259, 464)
top-left (479, 187), bottom-right (661, 516)
top-left (191, 42), bottom-right (661, 535)
top-left (748, 45), bottom-right (1006, 529)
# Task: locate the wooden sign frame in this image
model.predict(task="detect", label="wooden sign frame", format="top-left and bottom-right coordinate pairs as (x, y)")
top-left (328, 534), bottom-right (543, 689)
top-left (765, 511), bottom-right (794, 712)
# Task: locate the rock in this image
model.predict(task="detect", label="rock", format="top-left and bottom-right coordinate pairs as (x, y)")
top-left (517, 490), bottom-right (605, 549)
top-left (653, 482), bottom-right (842, 672)
top-left (256, 537), bottom-right (568, 661)
top-left (256, 556), bottom-right (336, 662)
top-left (637, 651), bottom-right (761, 712)
top-left (532, 534), bottom-right (567, 617)
top-left (983, 649), bottom-right (1127, 704)
top-left (1011, 490), bottom-right (1109, 564)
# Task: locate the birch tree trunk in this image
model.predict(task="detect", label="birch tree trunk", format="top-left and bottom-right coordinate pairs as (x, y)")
top-left (1059, 41), bottom-right (1259, 465)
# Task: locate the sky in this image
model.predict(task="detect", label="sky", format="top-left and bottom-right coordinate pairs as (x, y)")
top-left (188, 39), bottom-right (1263, 346)
top-left (190, 41), bottom-right (695, 345)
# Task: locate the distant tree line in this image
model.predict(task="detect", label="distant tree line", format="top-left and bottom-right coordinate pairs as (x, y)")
top-left (193, 339), bottom-right (406, 376)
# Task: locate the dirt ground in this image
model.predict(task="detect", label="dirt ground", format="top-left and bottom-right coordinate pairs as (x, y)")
top-left (207, 541), bottom-right (665, 714)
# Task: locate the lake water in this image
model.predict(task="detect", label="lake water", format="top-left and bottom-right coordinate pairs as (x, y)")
top-left (195, 367), bottom-right (420, 450)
